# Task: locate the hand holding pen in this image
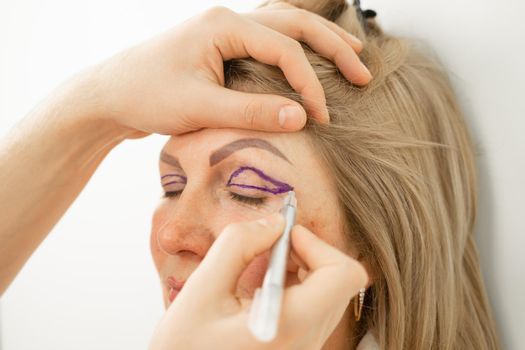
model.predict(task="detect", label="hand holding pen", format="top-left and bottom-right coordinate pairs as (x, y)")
top-left (148, 194), bottom-right (368, 350)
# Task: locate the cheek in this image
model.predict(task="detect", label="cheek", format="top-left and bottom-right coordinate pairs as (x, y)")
top-left (296, 210), bottom-right (323, 237)
top-left (295, 206), bottom-right (348, 253)
top-left (149, 202), bottom-right (274, 291)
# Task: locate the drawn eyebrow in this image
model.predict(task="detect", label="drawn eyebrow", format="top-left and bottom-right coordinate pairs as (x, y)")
top-left (160, 151), bottom-right (182, 168)
top-left (209, 138), bottom-right (292, 167)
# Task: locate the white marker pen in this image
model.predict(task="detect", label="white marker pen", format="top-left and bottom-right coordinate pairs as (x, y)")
top-left (248, 190), bottom-right (297, 342)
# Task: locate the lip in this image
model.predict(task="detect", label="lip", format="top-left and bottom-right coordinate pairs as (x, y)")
top-left (167, 276), bottom-right (185, 290)
top-left (168, 287), bottom-right (179, 303)
top-left (167, 276), bottom-right (185, 302)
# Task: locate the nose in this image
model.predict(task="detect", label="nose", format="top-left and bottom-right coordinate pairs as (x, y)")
top-left (155, 191), bottom-right (215, 259)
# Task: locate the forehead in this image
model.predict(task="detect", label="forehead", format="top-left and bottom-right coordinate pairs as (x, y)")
top-left (162, 128), bottom-right (310, 165)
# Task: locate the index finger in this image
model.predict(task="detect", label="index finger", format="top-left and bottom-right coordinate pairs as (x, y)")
top-left (244, 9), bottom-right (373, 85)
top-left (215, 11), bottom-right (330, 122)
top-left (184, 213), bottom-right (286, 303)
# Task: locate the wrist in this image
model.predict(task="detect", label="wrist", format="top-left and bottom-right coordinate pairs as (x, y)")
top-left (18, 80), bottom-right (129, 184)
top-left (54, 65), bottom-right (143, 142)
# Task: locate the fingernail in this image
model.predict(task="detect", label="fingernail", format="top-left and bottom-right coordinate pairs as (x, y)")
top-left (297, 267), bottom-right (308, 282)
top-left (279, 105), bottom-right (306, 129)
top-left (290, 249), bottom-right (307, 270)
top-left (360, 61), bottom-right (373, 79)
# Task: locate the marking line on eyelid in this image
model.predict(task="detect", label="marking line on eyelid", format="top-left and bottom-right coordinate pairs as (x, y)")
top-left (227, 166), bottom-right (293, 195)
top-left (163, 180), bottom-right (186, 187)
top-left (161, 174), bottom-right (187, 181)
top-left (209, 138), bottom-right (292, 167)
top-left (161, 174), bottom-right (187, 185)
top-left (228, 183), bottom-right (291, 195)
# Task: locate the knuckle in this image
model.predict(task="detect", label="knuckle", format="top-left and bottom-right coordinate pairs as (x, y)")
top-left (294, 8), bottom-right (312, 22)
top-left (221, 222), bottom-right (243, 241)
top-left (281, 39), bottom-right (303, 60)
top-left (284, 10), bottom-right (313, 38)
top-left (219, 222), bottom-right (258, 263)
top-left (267, 2), bottom-right (294, 10)
top-left (201, 6), bottom-right (233, 22)
top-left (288, 38), bottom-right (303, 52)
top-left (243, 100), bottom-right (263, 128)
top-left (221, 221), bottom-right (258, 241)
top-left (220, 219), bottom-right (267, 244)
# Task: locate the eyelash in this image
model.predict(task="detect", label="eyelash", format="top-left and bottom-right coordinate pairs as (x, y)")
top-left (229, 192), bottom-right (266, 206)
top-left (163, 190), bottom-right (266, 207)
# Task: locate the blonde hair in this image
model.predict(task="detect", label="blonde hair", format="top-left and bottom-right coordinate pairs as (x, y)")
top-left (224, 0), bottom-right (501, 348)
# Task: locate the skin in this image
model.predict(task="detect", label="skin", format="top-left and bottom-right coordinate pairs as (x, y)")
top-left (226, 166), bottom-right (294, 194)
top-left (0, 3), bottom-right (371, 349)
top-left (150, 128), bottom-right (362, 349)
top-left (0, 3), bottom-right (372, 297)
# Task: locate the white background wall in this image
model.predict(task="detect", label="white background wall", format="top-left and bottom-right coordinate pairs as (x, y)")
top-left (0, 0), bottom-right (523, 349)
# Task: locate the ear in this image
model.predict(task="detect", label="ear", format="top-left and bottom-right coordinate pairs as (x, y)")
top-left (346, 241), bottom-right (375, 288)
top-left (358, 258), bottom-right (375, 289)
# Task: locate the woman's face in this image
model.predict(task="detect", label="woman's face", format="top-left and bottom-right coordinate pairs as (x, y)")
top-left (150, 128), bottom-right (353, 308)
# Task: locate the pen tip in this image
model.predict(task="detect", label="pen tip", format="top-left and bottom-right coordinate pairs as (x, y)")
top-left (284, 191), bottom-right (297, 207)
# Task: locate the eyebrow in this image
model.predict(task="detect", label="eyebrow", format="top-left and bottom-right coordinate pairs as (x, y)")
top-left (159, 151), bottom-right (182, 168)
top-left (209, 138), bottom-right (291, 166)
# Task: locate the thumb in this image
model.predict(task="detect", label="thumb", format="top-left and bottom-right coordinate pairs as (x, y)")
top-left (194, 85), bottom-right (308, 131)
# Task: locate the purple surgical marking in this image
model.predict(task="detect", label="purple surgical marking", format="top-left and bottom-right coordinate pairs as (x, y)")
top-left (226, 166), bottom-right (293, 195)
top-left (161, 174), bottom-right (187, 187)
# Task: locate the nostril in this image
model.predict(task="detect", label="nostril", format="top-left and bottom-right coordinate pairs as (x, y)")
top-left (167, 276), bottom-right (185, 290)
top-left (155, 220), bottom-right (215, 257)
top-left (178, 249), bottom-right (198, 259)
top-left (176, 250), bottom-right (206, 270)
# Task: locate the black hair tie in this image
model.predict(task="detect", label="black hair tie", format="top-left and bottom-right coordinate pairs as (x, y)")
top-left (353, 0), bottom-right (377, 33)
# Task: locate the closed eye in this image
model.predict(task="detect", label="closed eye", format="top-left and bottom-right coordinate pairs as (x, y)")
top-left (163, 190), bottom-right (182, 198)
top-left (163, 190), bottom-right (265, 207)
top-left (229, 192), bottom-right (266, 207)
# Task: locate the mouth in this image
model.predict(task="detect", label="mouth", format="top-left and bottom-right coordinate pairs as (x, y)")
top-left (167, 276), bottom-right (185, 303)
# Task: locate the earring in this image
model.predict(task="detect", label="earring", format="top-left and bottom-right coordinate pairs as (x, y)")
top-left (354, 288), bottom-right (365, 321)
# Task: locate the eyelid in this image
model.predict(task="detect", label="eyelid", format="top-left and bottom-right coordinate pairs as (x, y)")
top-left (229, 192), bottom-right (266, 207)
top-left (160, 168), bottom-right (293, 201)
top-left (161, 174), bottom-right (187, 184)
top-left (226, 166), bottom-right (293, 195)
top-left (162, 185), bottom-right (267, 208)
